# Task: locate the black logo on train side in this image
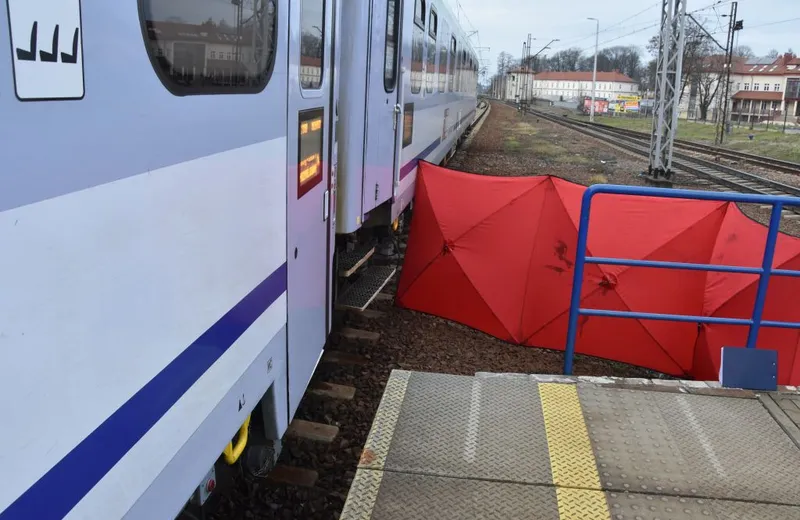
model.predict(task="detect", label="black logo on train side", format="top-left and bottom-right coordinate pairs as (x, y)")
top-left (15, 21), bottom-right (80, 64)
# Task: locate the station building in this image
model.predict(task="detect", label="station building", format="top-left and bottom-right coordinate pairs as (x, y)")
top-left (502, 70), bottom-right (639, 104)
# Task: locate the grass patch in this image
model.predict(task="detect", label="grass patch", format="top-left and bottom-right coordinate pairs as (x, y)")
top-left (531, 142), bottom-right (565, 157)
top-left (560, 154), bottom-right (592, 165)
top-left (588, 174), bottom-right (609, 184)
top-left (514, 122), bottom-right (538, 136)
top-left (726, 137), bottom-right (800, 163)
top-left (505, 136), bottom-right (521, 152)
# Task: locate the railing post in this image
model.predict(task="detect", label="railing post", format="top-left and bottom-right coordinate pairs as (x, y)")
top-left (746, 202), bottom-right (784, 349)
top-left (563, 186), bottom-right (598, 375)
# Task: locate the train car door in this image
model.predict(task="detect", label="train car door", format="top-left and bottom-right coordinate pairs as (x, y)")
top-left (287, 0), bottom-right (334, 417)
top-left (327, 0), bottom-right (342, 332)
top-left (362, 0), bottom-right (402, 214)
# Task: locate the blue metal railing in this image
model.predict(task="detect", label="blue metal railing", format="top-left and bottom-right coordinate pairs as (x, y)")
top-left (563, 184), bottom-right (800, 375)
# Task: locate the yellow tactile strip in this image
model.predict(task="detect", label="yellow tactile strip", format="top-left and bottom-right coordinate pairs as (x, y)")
top-left (539, 383), bottom-right (611, 520)
top-left (358, 369), bottom-right (410, 469)
top-left (339, 469), bottom-right (383, 520)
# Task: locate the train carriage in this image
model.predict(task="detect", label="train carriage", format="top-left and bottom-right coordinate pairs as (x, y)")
top-left (337, 0), bottom-right (478, 237)
top-left (0, 0), bottom-right (477, 518)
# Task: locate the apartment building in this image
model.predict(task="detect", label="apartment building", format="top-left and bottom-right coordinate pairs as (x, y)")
top-left (682, 53), bottom-right (800, 124)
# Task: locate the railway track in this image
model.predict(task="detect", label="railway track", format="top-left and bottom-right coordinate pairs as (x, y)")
top-left (589, 121), bottom-right (800, 175)
top-left (511, 102), bottom-right (800, 217)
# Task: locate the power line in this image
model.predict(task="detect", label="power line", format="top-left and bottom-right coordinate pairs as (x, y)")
top-left (602, 1), bottom-right (662, 32)
top-left (744, 17), bottom-right (800, 30)
top-left (552, 18), bottom-right (664, 50)
top-left (561, 21), bottom-right (663, 56)
top-left (544, 0), bottom-right (736, 56)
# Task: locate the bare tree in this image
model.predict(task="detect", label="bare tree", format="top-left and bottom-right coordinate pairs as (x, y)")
top-left (695, 59), bottom-right (722, 120)
top-left (767, 48), bottom-right (779, 59)
top-left (600, 45), bottom-right (642, 79)
top-left (548, 48), bottom-right (583, 71)
top-left (734, 45), bottom-right (755, 58)
top-left (496, 52), bottom-right (516, 75)
top-left (647, 21), bottom-right (716, 102)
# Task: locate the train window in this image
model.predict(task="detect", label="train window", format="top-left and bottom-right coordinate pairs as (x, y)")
top-left (461, 50), bottom-right (466, 92)
top-left (438, 20), bottom-right (448, 92)
top-left (300, 0), bottom-right (325, 89)
top-left (384, 0), bottom-right (400, 92)
top-left (402, 103), bottom-right (414, 148)
top-left (460, 50), bottom-right (465, 92)
top-left (448, 37), bottom-right (456, 92)
top-left (414, 0), bottom-right (425, 24)
top-left (411, 0), bottom-right (426, 94)
top-left (456, 49), bottom-right (462, 92)
top-left (469, 57), bottom-right (474, 93)
top-left (464, 53), bottom-right (467, 92)
top-left (463, 53), bottom-right (470, 92)
top-left (464, 51), bottom-right (468, 92)
top-left (139, 0), bottom-right (277, 95)
top-left (426, 7), bottom-right (438, 93)
top-left (298, 108), bottom-right (324, 198)
top-left (472, 59), bottom-right (477, 94)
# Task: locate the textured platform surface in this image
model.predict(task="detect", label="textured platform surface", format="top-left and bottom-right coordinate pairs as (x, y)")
top-left (340, 371), bottom-right (800, 520)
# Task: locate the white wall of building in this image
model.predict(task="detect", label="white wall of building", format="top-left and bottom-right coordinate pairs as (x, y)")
top-left (503, 72), bottom-right (639, 103)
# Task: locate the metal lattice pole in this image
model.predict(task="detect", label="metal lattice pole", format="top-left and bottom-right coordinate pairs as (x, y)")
top-left (648, 0), bottom-right (686, 180)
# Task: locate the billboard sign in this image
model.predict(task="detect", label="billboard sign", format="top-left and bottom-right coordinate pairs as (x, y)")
top-left (582, 97), bottom-right (608, 114)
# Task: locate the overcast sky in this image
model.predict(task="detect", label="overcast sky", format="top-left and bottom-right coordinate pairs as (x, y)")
top-left (449, 0), bottom-right (799, 77)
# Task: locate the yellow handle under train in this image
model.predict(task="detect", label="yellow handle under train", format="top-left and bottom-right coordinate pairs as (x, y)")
top-left (222, 414), bottom-right (251, 465)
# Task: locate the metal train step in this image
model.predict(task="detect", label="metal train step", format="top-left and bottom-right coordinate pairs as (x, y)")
top-left (336, 265), bottom-right (396, 311)
top-left (338, 244), bottom-right (375, 278)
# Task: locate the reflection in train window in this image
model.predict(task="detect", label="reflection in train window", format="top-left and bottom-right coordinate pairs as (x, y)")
top-left (438, 20), bottom-right (448, 93)
top-left (411, 0), bottom-right (425, 94)
top-left (300, 0), bottom-right (325, 89)
top-left (403, 103), bottom-right (414, 148)
top-left (298, 108), bottom-right (325, 198)
top-left (139, 0), bottom-right (277, 95)
top-left (384, 0), bottom-right (400, 92)
top-left (449, 36), bottom-right (456, 92)
top-left (426, 7), bottom-right (438, 93)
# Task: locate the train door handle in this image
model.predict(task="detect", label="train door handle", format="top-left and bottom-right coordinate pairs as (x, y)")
top-left (393, 104), bottom-right (401, 130)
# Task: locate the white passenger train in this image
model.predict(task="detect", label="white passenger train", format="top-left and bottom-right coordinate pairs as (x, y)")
top-left (0, 0), bottom-right (478, 518)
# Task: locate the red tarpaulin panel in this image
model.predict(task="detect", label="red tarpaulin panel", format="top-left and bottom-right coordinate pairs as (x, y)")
top-left (396, 162), bottom-right (800, 384)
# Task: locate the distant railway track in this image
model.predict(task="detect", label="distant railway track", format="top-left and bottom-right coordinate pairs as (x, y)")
top-left (504, 101), bottom-right (800, 216)
top-left (585, 120), bottom-right (800, 176)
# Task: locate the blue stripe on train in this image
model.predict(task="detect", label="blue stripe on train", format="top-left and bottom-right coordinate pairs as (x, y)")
top-left (3, 104), bottom-right (478, 519)
top-left (1, 263), bottom-right (288, 520)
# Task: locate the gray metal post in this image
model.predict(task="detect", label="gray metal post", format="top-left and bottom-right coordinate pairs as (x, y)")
top-left (715, 2), bottom-right (739, 146)
top-left (588, 18), bottom-right (599, 122)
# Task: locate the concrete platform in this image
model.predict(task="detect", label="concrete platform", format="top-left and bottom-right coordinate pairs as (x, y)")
top-left (340, 371), bottom-right (800, 520)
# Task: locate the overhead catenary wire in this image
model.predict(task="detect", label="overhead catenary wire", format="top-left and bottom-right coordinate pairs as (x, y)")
top-left (548, 2), bottom-right (662, 49)
top-left (488, 0), bottom-right (744, 77)
top-left (701, 16), bottom-right (800, 40)
top-left (543, 0), bottom-right (739, 56)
